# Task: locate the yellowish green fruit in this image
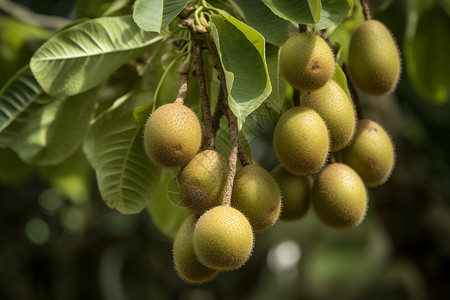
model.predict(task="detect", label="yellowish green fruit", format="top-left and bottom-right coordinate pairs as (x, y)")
top-left (231, 165), bottom-right (281, 232)
top-left (312, 163), bottom-right (367, 229)
top-left (301, 80), bottom-right (356, 152)
top-left (279, 32), bottom-right (335, 91)
top-left (177, 150), bottom-right (228, 214)
top-left (272, 165), bottom-right (311, 221)
top-left (274, 106), bottom-right (330, 176)
top-left (144, 103), bottom-right (202, 168)
top-left (173, 215), bottom-right (219, 284)
top-left (348, 20), bottom-right (401, 96)
top-left (340, 119), bottom-right (395, 187)
top-left (194, 206), bottom-right (254, 271)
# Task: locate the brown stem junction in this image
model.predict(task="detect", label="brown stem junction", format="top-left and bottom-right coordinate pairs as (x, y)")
top-left (360, 0), bottom-right (372, 20)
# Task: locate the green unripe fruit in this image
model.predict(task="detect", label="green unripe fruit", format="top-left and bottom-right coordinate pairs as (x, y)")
top-left (348, 20), bottom-right (401, 96)
top-left (312, 163), bottom-right (367, 229)
top-left (340, 119), bottom-right (395, 187)
top-left (279, 32), bottom-right (335, 91)
top-left (301, 80), bottom-right (356, 152)
top-left (272, 165), bottom-right (311, 221)
top-left (144, 103), bottom-right (202, 168)
top-left (231, 165), bottom-right (281, 232)
top-left (194, 206), bottom-right (254, 271)
top-left (173, 215), bottom-right (219, 284)
top-left (177, 150), bottom-right (228, 214)
top-left (274, 106), bottom-right (330, 176)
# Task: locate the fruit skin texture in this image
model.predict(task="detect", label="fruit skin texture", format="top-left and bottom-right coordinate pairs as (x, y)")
top-left (173, 215), bottom-right (219, 284)
top-left (312, 163), bottom-right (367, 229)
top-left (340, 119), bottom-right (395, 187)
top-left (231, 165), bottom-right (281, 232)
top-left (274, 106), bottom-right (330, 176)
top-left (194, 206), bottom-right (254, 271)
top-left (144, 103), bottom-right (202, 168)
top-left (348, 20), bottom-right (401, 96)
top-left (301, 80), bottom-right (356, 152)
top-left (272, 165), bottom-right (311, 221)
top-left (177, 150), bottom-right (228, 214)
top-left (279, 32), bottom-right (335, 92)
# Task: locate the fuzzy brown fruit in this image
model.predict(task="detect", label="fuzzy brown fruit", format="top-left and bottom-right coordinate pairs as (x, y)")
top-left (144, 103), bottom-right (202, 168)
top-left (312, 163), bottom-right (367, 229)
top-left (348, 20), bottom-right (401, 96)
top-left (272, 165), bottom-right (311, 221)
top-left (231, 165), bottom-right (281, 232)
top-left (194, 206), bottom-right (254, 271)
top-left (279, 32), bottom-right (335, 92)
top-left (177, 150), bottom-right (228, 214)
top-left (340, 119), bottom-right (395, 187)
top-left (274, 106), bottom-right (330, 176)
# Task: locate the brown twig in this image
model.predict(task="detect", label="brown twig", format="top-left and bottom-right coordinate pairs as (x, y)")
top-left (238, 143), bottom-right (250, 167)
top-left (192, 37), bottom-right (215, 150)
top-left (342, 63), bottom-right (365, 120)
top-left (174, 63), bottom-right (191, 105)
top-left (360, 0), bottom-right (372, 20)
top-left (212, 87), bottom-right (225, 135)
top-left (293, 89), bottom-right (301, 106)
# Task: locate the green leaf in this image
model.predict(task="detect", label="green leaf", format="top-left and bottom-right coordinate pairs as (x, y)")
top-left (133, 0), bottom-right (189, 33)
top-left (333, 63), bottom-right (351, 99)
top-left (9, 87), bottom-right (98, 165)
top-left (0, 66), bottom-right (43, 135)
top-left (233, 0), bottom-right (289, 46)
top-left (404, 6), bottom-right (450, 103)
top-left (76, 0), bottom-right (130, 18)
top-left (265, 44), bottom-right (286, 113)
top-left (147, 169), bottom-right (190, 238)
top-left (210, 14), bottom-right (272, 130)
top-left (315, 0), bottom-right (354, 31)
top-left (30, 15), bottom-right (161, 97)
top-left (83, 91), bottom-right (161, 214)
top-left (262, 0), bottom-right (321, 25)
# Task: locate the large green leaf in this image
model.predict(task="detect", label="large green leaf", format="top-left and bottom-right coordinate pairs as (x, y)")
top-left (262, 0), bottom-right (321, 25)
top-left (233, 0), bottom-right (289, 46)
top-left (210, 14), bottom-right (272, 130)
top-left (8, 87), bottom-right (98, 166)
top-left (0, 66), bottom-right (43, 135)
top-left (265, 44), bottom-right (286, 114)
top-left (76, 0), bottom-right (130, 18)
top-left (83, 91), bottom-right (161, 214)
top-left (404, 6), bottom-right (450, 103)
top-left (147, 169), bottom-right (190, 238)
top-left (315, 0), bottom-right (354, 31)
top-left (30, 15), bottom-right (161, 97)
top-left (133, 0), bottom-right (189, 33)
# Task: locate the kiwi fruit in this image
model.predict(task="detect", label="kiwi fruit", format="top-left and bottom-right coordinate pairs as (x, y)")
top-left (173, 215), bottom-right (219, 284)
top-left (273, 106), bottom-right (330, 176)
top-left (231, 165), bottom-right (281, 232)
top-left (340, 119), bottom-right (395, 187)
top-left (194, 206), bottom-right (254, 271)
top-left (348, 20), bottom-right (401, 96)
top-left (301, 80), bottom-right (356, 152)
top-left (144, 102), bottom-right (202, 168)
top-left (312, 163), bottom-right (367, 229)
top-left (177, 150), bottom-right (228, 214)
top-left (279, 32), bottom-right (335, 92)
top-left (272, 164), bottom-right (311, 221)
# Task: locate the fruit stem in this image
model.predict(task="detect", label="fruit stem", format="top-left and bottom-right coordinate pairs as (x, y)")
top-left (212, 87), bottom-right (225, 135)
top-left (222, 103), bottom-right (239, 207)
top-left (299, 24), bottom-right (308, 33)
top-left (293, 89), bottom-right (301, 106)
top-left (192, 35), bottom-right (215, 150)
top-left (342, 63), bottom-right (365, 120)
top-left (360, 0), bottom-right (372, 20)
top-left (238, 143), bottom-right (250, 167)
top-left (174, 62), bottom-right (191, 105)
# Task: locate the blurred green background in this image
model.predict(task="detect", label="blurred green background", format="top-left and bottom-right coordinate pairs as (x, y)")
top-left (1, 0), bottom-right (450, 299)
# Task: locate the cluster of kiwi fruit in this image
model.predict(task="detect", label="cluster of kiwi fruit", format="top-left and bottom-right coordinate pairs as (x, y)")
top-left (276, 18), bottom-right (399, 229)
top-left (143, 101), bottom-right (282, 283)
top-left (142, 16), bottom-right (400, 284)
